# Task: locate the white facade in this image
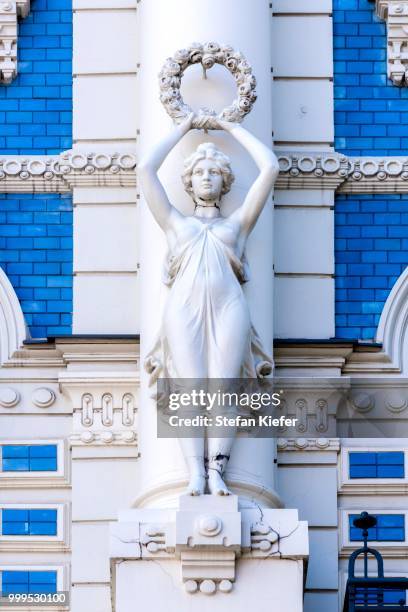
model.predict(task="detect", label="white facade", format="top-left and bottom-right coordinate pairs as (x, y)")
top-left (1, 1), bottom-right (408, 612)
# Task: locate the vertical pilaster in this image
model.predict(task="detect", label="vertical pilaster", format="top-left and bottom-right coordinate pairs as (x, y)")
top-left (72, 0), bottom-right (139, 333)
top-left (59, 342), bottom-right (139, 612)
top-left (272, 0), bottom-right (335, 338)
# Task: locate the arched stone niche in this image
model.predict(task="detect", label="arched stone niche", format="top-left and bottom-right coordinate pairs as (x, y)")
top-left (377, 267), bottom-right (408, 374)
top-left (0, 267), bottom-right (28, 364)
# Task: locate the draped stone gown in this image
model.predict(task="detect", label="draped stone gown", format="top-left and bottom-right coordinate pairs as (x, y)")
top-left (145, 215), bottom-right (273, 383)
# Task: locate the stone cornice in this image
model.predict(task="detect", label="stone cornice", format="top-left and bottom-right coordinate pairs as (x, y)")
top-left (2, 151), bottom-right (408, 194)
top-left (340, 156), bottom-right (408, 192)
top-left (277, 151), bottom-right (349, 190)
top-left (277, 153), bottom-right (408, 193)
top-left (0, 151), bottom-right (137, 192)
top-left (370, 0), bottom-right (408, 85)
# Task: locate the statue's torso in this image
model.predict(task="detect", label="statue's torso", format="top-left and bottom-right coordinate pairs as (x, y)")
top-left (163, 214), bottom-right (248, 291)
top-left (166, 213), bottom-right (245, 258)
top-left (146, 212), bottom-right (272, 382)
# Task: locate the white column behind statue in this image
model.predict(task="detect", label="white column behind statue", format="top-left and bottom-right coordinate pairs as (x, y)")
top-left (137, 0), bottom-right (280, 508)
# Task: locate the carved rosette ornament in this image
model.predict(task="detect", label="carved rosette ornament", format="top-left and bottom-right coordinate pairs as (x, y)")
top-left (159, 42), bottom-right (257, 129)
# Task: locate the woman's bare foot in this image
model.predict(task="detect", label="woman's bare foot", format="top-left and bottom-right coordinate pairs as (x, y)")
top-left (186, 473), bottom-right (206, 496)
top-left (208, 470), bottom-right (231, 495)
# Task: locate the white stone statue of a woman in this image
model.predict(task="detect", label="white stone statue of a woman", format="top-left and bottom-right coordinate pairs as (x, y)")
top-left (138, 113), bottom-right (279, 496)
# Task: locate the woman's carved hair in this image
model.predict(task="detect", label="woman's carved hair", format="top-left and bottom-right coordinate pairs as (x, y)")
top-left (182, 142), bottom-right (235, 198)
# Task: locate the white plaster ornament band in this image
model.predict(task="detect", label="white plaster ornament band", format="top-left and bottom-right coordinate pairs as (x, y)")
top-left (159, 42), bottom-right (257, 129)
top-left (3, 151), bottom-right (408, 193)
top-left (0, 151), bottom-right (402, 194)
top-left (0, 151), bottom-right (137, 191)
top-left (277, 153), bottom-right (408, 193)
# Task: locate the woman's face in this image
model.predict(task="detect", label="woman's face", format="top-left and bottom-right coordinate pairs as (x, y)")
top-left (191, 159), bottom-right (223, 202)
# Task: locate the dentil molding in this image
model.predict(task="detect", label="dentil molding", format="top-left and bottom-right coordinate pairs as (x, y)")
top-left (370, 0), bottom-right (408, 85)
top-left (0, 0), bottom-right (30, 84)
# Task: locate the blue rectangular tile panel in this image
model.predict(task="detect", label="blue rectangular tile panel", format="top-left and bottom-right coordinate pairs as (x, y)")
top-left (2, 571), bottom-right (57, 595)
top-left (0, 0), bottom-right (72, 155)
top-left (1, 444), bottom-right (57, 472)
top-left (349, 451), bottom-right (405, 478)
top-left (349, 514), bottom-right (405, 541)
top-left (335, 194), bottom-right (408, 339)
top-left (0, 193), bottom-right (72, 337)
top-left (2, 508), bottom-right (57, 535)
top-left (334, 0), bottom-right (408, 155)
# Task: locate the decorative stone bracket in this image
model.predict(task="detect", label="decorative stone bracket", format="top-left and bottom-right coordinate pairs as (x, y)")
top-left (371, 0), bottom-right (408, 85)
top-left (59, 372), bottom-right (139, 448)
top-left (0, 0), bottom-right (30, 84)
top-left (109, 496), bottom-right (308, 596)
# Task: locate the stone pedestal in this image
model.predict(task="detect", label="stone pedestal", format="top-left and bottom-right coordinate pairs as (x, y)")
top-left (109, 496), bottom-right (308, 610)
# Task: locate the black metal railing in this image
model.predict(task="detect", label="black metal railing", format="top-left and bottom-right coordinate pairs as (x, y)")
top-left (343, 512), bottom-right (408, 611)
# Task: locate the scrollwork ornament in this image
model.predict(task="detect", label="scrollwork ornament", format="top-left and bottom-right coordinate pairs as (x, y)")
top-left (158, 42), bottom-right (257, 130)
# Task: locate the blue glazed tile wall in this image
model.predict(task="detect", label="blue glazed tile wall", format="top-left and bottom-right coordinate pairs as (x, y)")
top-left (334, 0), bottom-right (408, 156)
top-left (336, 194), bottom-right (408, 339)
top-left (0, 0), bottom-right (72, 155)
top-left (0, 193), bottom-right (72, 338)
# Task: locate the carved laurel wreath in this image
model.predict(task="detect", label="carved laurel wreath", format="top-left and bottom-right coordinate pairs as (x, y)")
top-left (159, 42), bottom-right (257, 130)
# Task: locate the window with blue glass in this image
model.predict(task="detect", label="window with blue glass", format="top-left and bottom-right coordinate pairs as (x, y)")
top-left (1, 445), bottom-right (57, 472)
top-left (349, 514), bottom-right (405, 542)
top-left (349, 451), bottom-right (405, 479)
top-left (1, 571), bottom-right (57, 595)
top-left (383, 591), bottom-right (408, 606)
top-left (1, 509), bottom-right (57, 536)
top-left (355, 588), bottom-right (407, 606)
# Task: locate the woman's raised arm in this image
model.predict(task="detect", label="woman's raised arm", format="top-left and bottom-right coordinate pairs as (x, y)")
top-left (138, 113), bottom-right (194, 231)
top-left (219, 121), bottom-right (279, 237)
